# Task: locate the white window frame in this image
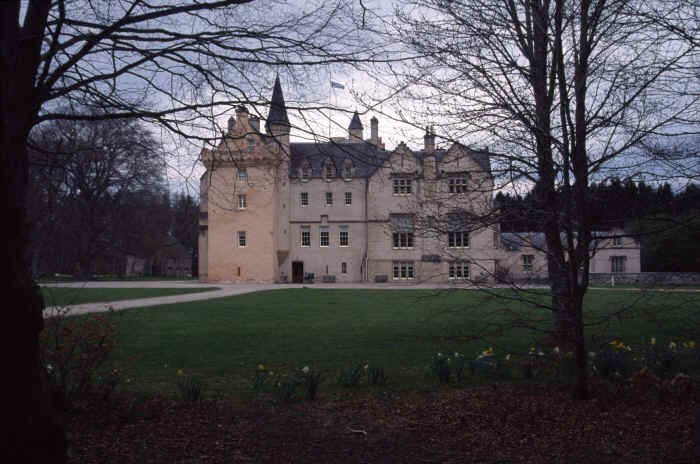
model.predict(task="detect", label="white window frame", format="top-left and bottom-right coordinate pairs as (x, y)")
top-left (448, 262), bottom-right (470, 280)
top-left (324, 163), bottom-right (335, 180)
top-left (392, 261), bottom-right (415, 280)
top-left (448, 177), bottom-right (467, 193)
top-left (300, 192), bottom-right (309, 207)
top-left (237, 167), bottom-right (247, 181)
top-left (301, 163), bottom-right (311, 181)
top-left (392, 178), bottom-right (412, 195)
top-left (237, 194), bottom-right (247, 210)
top-left (447, 231), bottom-right (469, 248)
top-left (392, 232), bottom-right (414, 249)
top-left (301, 226), bottom-right (311, 247)
top-left (237, 231), bottom-right (247, 248)
top-left (522, 254), bottom-right (534, 272)
top-left (325, 191), bottom-right (333, 206)
top-left (339, 227), bottom-right (349, 247)
top-left (345, 191), bottom-right (352, 205)
top-left (320, 226), bottom-right (330, 247)
top-left (611, 256), bottom-right (626, 273)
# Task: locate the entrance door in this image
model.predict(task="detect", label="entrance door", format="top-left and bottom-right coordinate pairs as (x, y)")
top-left (292, 261), bottom-right (304, 283)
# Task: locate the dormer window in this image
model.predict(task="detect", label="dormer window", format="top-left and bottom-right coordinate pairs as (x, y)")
top-left (247, 138), bottom-right (255, 152)
top-left (324, 161), bottom-right (336, 180)
top-left (301, 160), bottom-right (312, 181)
top-left (342, 159), bottom-right (353, 180)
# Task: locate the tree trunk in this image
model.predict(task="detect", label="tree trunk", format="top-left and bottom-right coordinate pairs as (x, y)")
top-left (1, 127), bottom-right (67, 462)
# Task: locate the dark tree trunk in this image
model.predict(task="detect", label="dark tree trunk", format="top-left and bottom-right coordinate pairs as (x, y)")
top-left (2, 130), bottom-right (67, 462)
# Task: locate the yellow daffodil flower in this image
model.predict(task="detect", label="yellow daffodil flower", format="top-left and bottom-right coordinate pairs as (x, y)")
top-left (258, 363), bottom-right (265, 370)
top-left (177, 369), bottom-right (184, 376)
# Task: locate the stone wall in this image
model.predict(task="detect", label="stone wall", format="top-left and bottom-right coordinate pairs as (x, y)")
top-left (589, 272), bottom-right (700, 286)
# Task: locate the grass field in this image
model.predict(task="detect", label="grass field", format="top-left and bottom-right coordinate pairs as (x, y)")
top-left (41, 286), bottom-right (219, 306)
top-left (92, 288), bottom-right (700, 398)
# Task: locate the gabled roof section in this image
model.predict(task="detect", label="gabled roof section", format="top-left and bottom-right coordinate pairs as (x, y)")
top-left (349, 111), bottom-right (363, 130)
top-left (414, 144), bottom-right (491, 174)
top-left (290, 142), bottom-right (390, 178)
top-left (266, 75), bottom-right (290, 130)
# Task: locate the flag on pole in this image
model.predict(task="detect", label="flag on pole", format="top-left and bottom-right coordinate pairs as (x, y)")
top-left (331, 81), bottom-right (345, 89)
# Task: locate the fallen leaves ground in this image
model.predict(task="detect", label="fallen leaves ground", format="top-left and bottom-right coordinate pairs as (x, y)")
top-left (68, 378), bottom-right (698, 463)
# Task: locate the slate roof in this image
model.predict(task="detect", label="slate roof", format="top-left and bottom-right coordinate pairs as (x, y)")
top-left (501, 231), bottom-right (625, 251)
top-left (413, 147), bottom-right (491, 174)
top-left (349, 111), bottom-right (363, 130)
top-left (289, 142), bottom-right (390, 178)
top-left (266, 75), bottom-right (290, 130)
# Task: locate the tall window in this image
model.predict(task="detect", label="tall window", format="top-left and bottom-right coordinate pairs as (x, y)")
top-left (325, 192), bottom-right (333, 206)
top-left (301, 161), bottom-right (311, 181)
top-left (320, 226), bottom-right (329, 247)
top-left (449, 262), bottom-right (469, 279)
top-left (345, 191), bottom-right (352, 205)
top-left (237, 194), bottom-right (247, 210)
top-left (237, 168), bottom-right (247, 181)
top-left (611, 256), bottom-right (626, 273)
top-left (324, 162), bottom-right (335, 179)
top-left (448, 177), bottom-right (467, 193)
top-left (392, 178), bottom-right (412, 195)
top-left (391, 214), bottom-right (414, 249)
top-left (237, 231), bottom-right (247, 248)
top-left (342, 160), bottom-right (353, 179)
top-left (448, 231), bottom-right (469, 248)
top-left (522, 254), bottom-right (534, 272)
top-left (247, 138), bottom-right (255, 152)
top-left (300, 192), bottom-right (309, 207)
top-left (301, 226), bottom-right (311, 247)
top-left (341, 262), bottom-right (347, 274)
top-left (339, 225), bottom-right (349, 247)
top-left (392, 261), bottom-right (415, 280)
top-left (493, 231), bottom-right (500, 249)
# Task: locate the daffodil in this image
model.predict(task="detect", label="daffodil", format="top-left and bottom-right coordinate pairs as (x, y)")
top-left (505, 354), bottom-right (511, 361)
top-left (258, 363), bottom-right (265, 371)
top-left (269, 371), bottom-right (274, 376)
top-left (669, 341), bottom-right (677, 350)
top-left (651, 337), bottom-right (656, 346)
top-left (688, 341), bottom-right (696, 349)
top-left (302, 365), bottom-right (310, 374)
top-left (553, 346), bottom-right (560, 354)
top-left (177, 369), bottom-right (184, 376)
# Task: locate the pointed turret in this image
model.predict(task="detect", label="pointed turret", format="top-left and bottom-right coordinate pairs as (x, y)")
top-left (348, 111), bottom-right (363, 141)
top-left (266, 74), bottom-right (290, 132)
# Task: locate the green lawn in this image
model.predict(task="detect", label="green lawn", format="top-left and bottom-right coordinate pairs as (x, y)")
top-left (96, 288), bottom-right (700, 397)
top-left (41, 286), bottom-right (219, 306)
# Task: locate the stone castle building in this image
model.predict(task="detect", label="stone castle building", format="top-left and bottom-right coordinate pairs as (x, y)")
top-left (199, 77), bottom-right (640, 283)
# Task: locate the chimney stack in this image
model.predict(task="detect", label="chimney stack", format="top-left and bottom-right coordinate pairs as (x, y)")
top-left (370, 116), bottom-right (379, 143)
top-left (235, 105), bottom-right (249, 127)
top-left (249, 115), bottom-right (260, 132)
top-left (227, 116), bottom-right (235, 133)
top-left (424, 125), bottom-right (435, 154)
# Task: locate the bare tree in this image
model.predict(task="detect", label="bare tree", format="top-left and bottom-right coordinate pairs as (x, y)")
top-left (382, 0), bottom-right (699, 398)
top-left (1, 1), bottom-right (380, 461)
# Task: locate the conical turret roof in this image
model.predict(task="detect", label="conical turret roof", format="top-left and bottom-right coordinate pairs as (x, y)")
top-left (266, 74), bottom-right (290, 130)
top-left (349, 111), bottom-right (363, 130)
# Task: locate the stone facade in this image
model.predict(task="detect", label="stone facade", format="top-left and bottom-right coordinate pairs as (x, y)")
top-left (199, 78), bottom-right (641, 284)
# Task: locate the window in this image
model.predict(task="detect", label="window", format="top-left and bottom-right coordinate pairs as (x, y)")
top-left (391, 214), bottom-right (414, 249)
top-left (237, 168), bottom-right (247, 181)
top-left (448, 231), bottom-right (469, 248)
top-left (300, 192), bottom-right (309, 207)
top-left (301, 226), bottom-right (311, 247)
top-left (342, 160), bottom-right (353, 179)
top-left (345, 191), bottom-right (352, 205)
top-left (325, 192), bottom-right (333, 206)
top-left (448, 177), bottom-right (468, 193)
top-left (324, 162), bottom-right (336, 179)
top-left (612, 236), bottom-right (623, 247)
top-left (247, 138), bottom-right (255, 152)
top-left (320, 226), bottom-right (329, 247)
top-left (339, 226), bottom-right (349, 247)
top-left (237, 231), bottom-right (247, 248)
top-left (493, 231), bottom-right (500, 249)
top-left (449, 262), bottom-right (469, 279)
top-left (611, 256), bottom-right (626, 273)
top-left (341, 262), bottom-right (347, 274)
top-left (237, 194), bottom-right (247, 210)
top-left (392, 178), bottom-right (412, 195)
top-left (392, 261), bottom-right (415, 280)
top-left (522, 254), bottom-right (534, 272)
top-left (301, 161), bottom-right (311, 181)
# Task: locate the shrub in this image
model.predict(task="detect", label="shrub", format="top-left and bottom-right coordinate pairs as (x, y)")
top-left (367, 365), bottom-right (388, 386)
top-left (40, 306), bottom-right (119, 410)
top-left (337, 364), bottom-right (365, 387)
top-left (175, 370), bottom-right (204, 403)
top-left (273, 376), bottom-right (301, 403)
top-left (300, 366), bottom-right (322, 401)
top-left (430, 352), bottom-right (451, 383)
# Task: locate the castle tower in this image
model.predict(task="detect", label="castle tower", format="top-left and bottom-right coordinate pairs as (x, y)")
top-left (348, 111), bottom-right (363, 141)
